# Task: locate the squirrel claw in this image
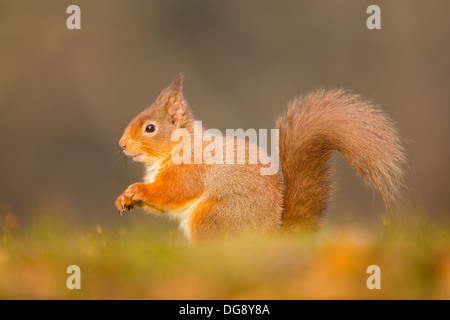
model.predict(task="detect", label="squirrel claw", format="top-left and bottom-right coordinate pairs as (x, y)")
top-left (116, 185), bottom-right (141, 215)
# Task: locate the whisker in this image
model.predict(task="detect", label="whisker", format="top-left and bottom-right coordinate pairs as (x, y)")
top-left (112, 148), bottom-right (130, 181)
top-left (111, 148), bottom-right (125, 168)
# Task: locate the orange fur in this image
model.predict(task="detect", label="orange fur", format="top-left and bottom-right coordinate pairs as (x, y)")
top-left (115, 75), bottom-right (406, 241)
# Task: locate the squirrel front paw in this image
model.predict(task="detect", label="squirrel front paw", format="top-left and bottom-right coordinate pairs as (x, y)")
top-left (115, 182), bottom-right (146, 214)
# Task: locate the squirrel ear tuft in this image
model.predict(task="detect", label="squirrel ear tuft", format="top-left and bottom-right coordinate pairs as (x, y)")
top-left (169, 73), bottom-right (184, 92)
top-left (156, 73), bottom-right (187, 128)
top-left (156, 73), bottom-right (184, 103)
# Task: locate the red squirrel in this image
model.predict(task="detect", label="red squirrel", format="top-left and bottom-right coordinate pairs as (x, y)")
top-left (115, 74), bottom-right (406, 242)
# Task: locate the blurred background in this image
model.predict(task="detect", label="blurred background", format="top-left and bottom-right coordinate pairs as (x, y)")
top-left (1, 0), bottom-right (449, 230)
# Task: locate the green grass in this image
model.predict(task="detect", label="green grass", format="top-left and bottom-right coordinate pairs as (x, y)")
top-left (0, 208), bottom-right (449, 299)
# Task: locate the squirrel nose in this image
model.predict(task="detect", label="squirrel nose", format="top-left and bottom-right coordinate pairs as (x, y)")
top-left (119, 139), bottom-right (127, 151)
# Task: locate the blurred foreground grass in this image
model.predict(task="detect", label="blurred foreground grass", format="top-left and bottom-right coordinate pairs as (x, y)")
top-left (0, 206), bottom-right (449, 299)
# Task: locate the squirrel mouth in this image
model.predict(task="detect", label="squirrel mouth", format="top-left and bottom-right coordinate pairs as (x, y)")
top-left (132, 153), bottom-right (144, 162)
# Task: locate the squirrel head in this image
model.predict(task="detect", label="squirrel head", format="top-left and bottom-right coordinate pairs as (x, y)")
top-left (119, 73), bottom-right (194, 165)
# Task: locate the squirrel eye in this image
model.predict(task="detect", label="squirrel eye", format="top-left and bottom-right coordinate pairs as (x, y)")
top-left (145, 124), bottom-right (156, 133)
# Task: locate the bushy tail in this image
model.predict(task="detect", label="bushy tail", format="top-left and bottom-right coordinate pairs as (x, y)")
top-left (277, 89), bottom-right (406, 230)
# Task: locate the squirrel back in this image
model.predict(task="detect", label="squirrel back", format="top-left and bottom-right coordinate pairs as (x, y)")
top-left (277, 89), bottom-right (406, 230)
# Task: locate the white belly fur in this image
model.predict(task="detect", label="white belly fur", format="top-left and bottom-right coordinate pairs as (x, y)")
top-left (166, 197), bottom-right (203, 241)
top-left (144, 161), bottom-right (161, 184)
top-left (144, 161), bottom-right (201, 240)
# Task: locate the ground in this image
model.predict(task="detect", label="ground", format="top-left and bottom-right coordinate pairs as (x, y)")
top-left (0, 209), bottom-right (449, 299)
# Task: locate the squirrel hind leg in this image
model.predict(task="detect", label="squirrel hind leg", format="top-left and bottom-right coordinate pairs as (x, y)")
top-left (189, 197), bottom-right (282, 243)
